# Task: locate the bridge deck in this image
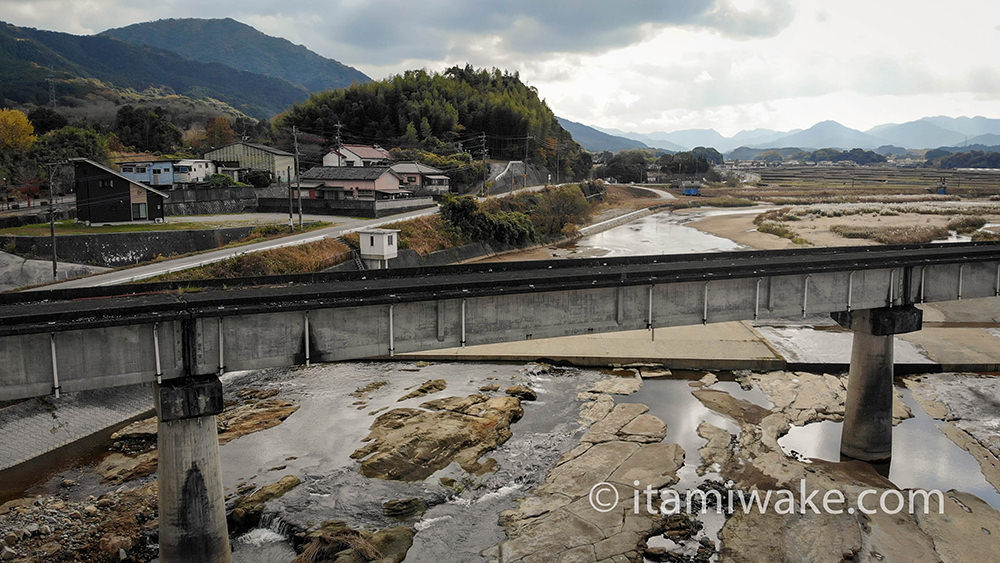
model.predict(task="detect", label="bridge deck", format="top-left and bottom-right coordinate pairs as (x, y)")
top-left (2, 242), bottom-right (1000, 402)
top-left (3, 242), bottom-right (1000, 336)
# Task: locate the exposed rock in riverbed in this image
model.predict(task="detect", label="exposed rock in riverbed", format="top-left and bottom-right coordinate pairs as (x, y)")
top-left (750, 370), bottom-right (912, 425)
top-left (692, 375), bottom-right (1000, 562)
top-left (99, 393), bottom-right (299, 483)
top-left (0, 482), bottom-right (158, 562)
top-left (493, 376), bottom-right (684, 562)
top-left (907, 374), bottom-right (1000, 492)
top-left (396, 379), bottom-right (447, 401)
top-left (228, 475), bottom-right (301, 533)
top-left (351, 394), bottom-right (523, 481)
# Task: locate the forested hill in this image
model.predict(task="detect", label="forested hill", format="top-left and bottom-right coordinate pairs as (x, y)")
top-left (278, 66), bottom-right (591, 180)
top-left (0, 21), bottom-right (308, 118)
top-left (101, 18), bottom-right (370, 93)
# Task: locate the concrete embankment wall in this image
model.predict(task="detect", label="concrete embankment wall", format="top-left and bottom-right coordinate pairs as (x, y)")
top-left (0, 227), bottom-right (255, 267)
top-left (258, 197), bottom-right (436, 218)
top-left (162, 186), bottom-right (258, 216)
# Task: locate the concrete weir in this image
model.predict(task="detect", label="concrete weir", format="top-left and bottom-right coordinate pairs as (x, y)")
top-left (833, 305), bottom-right (923, 462)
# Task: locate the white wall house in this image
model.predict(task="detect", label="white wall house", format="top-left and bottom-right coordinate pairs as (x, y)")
top-left (119, 159), bottom-right (216, 187)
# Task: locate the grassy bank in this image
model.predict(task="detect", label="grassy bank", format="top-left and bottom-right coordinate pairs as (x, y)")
top-left (148, 238), bottom-right (350, 281)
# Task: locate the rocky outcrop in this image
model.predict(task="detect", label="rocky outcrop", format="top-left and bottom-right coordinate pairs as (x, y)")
top-left (352, 394), bottom-right (524, 481)
top-left (99, 391), bottom-right (299, 484)
top-left (396, 379), bottom-right (447, 402)
top-left (493, 377), bottom-right (683, 562)
top-left (228, 475), bottom-right (301, 533)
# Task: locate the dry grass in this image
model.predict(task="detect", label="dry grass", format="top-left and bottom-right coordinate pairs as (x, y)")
top-left (381, 215), bottom-right (462, 255)
top-left (830, 225), bottom-right (949, 245)
top-left (972, 230), bottom-right (1000, 242)
top-left (149, 238), bottom-right (350, 281)
top-left (675, 196), bottom-right (758, 209)
top-left (946, 216), bottom-right (987, 234)
top-left (756, 221), bottom-right (810, 245)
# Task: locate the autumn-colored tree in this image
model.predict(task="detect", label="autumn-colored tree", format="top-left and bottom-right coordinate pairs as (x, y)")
top-left (0, 109), bottom-right (37, 152)
top-left (204, 117), bottom-right (235, 148)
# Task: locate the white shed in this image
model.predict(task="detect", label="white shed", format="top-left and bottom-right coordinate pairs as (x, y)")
top-left (358, 228), bottom-right (399, 269)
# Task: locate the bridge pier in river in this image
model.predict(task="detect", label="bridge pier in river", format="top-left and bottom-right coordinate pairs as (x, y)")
top-left (154, 375), bottom-right (231, 563)
top-left (832, 305), bottom-right (923, 463)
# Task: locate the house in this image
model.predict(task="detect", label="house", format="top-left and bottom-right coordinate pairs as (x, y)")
top-left (118, 159), bottom-right (216, 188)
top-left (203, 142), bottom-right (296, 184)
top-left (322, 144), bottom-right (393, 167)
top-left (299, 166), bottom-right (411, 200)
top-left (72, 158), bottom-right (168, 223)
top-left (389, 162), bottom-right (450, 195)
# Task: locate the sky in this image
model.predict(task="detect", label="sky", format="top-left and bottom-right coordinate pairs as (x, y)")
top-left (2, 0), bottom-right (999, 136)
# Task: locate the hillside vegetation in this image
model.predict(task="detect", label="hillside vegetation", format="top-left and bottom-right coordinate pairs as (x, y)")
top-left (278, 66), bottom-right (592, 181)
top-left (0, 21), bottom-right (308, 118)
top-left (102, 18), bottom-right (369, 93)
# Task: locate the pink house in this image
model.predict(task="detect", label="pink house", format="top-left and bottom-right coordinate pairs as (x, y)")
top-left (299, 166), bottom-right (411, 200)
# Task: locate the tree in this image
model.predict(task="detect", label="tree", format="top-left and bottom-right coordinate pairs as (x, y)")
top-left (29, 126), bottom-right (109, 165)
top-left (114, 105), bottom-right (182, 153)
top-left (242, 169), bottom-right (272, 188)
top-left (204, 117), bottom-right (235, 148)
top-left (26, 107), bottom-right (68, 135)
top-left (0, 109), bottom-right (37, 152)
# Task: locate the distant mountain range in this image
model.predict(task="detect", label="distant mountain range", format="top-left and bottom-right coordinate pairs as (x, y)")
top-left (101, 18), bottom-right (369, 93)
top-left (556, 117), bottom-right (649, 152)
top-left (0, 18), bottom-right (368, 119)
top-left (588, 116), bottom-right (1000, 154)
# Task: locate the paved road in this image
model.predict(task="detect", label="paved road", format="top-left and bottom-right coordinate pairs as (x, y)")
top-left (28, 180), bottom-right (647, 290)
top-left (35, 206), bottom-right (440, 290)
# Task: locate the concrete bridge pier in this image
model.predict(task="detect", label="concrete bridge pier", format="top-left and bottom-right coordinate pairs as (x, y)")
top-left (832, 305), bottom-right (922, 463)
top-left (154, 375), bottom-right (231, 563)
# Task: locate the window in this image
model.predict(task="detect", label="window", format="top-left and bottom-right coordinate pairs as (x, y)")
top-left (408, 176), bottom-right (417, 183)
top-left (99, 179), bottom-right (112, 188)
top-left (121, 166), bottom-right (134, 173)
top-left (152, 169), bottom-right (162, 174)
top-left (370, 235), bottom-right (375, 246)
top-left (388, 235), bottom-right (394, 245)
top-left (131, 203), bottom-right (148, 219)
top-left (136, 167), bottom-right (147, 173)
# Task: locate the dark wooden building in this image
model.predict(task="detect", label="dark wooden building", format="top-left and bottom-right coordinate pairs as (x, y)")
top-left (72, 158), bottom-right (168, 223)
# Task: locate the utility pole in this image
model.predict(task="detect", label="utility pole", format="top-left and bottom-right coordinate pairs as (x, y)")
top-left (334, 122), bottom-right (343, 166)
top-left (293, 125), bottom-right (302, 228)
top-left (286, 165), bottom-right (293, 232)
top-left (555, 138), bottom-right (560, 185)
top-left (481, 132), bottom-right (488, 196)
top-left (524, 135), bottom-right (532, 188)
top-left (44, 162), bottom-right (60, 279)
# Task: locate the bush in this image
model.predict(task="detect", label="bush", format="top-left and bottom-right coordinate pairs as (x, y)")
top-left (209, 173), bottom-right (237, 187)
top-left (831, 225), bottom-right (949, 244)
top-left (946, 216), bottom-right (986, 234)
top-left (242, 169), bottom-right (273, 188)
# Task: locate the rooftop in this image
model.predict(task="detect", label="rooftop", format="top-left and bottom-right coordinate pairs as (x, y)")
top-left (390, 161), bottom-right (445, 174)
top-left (301, 166), bottom-right (394, 181)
